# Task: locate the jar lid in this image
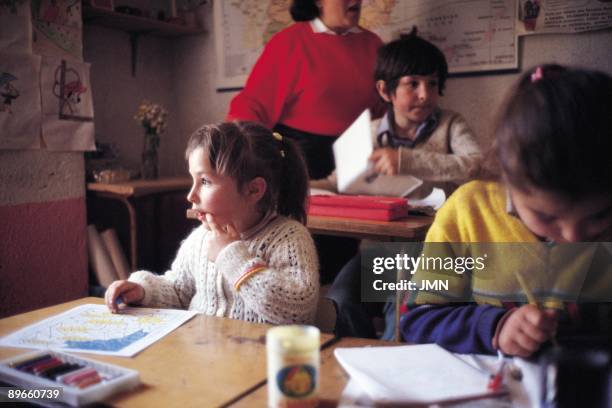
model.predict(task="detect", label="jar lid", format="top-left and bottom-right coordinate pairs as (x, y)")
top-left (266, 325), bottom-right (320, 352)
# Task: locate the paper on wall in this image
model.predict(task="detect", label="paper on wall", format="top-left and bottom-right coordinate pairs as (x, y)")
top-left (0, 1), bottom-right (32, 53)
top-left (40, 55), bottom-right (95, 151)
top-left (32, 0), bottom-right (83, 60)
top-left (333, 109), bottom-right (422, 197)
top-left (0, 52), bottom-right (42, 150)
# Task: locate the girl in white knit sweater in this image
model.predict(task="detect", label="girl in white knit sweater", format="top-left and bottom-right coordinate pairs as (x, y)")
top-left (105, 122), bottom-right (319, 324)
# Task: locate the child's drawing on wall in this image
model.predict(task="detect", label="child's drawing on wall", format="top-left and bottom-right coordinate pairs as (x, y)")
top-left (31, 0), bottom-right (82, 59)
top-left (52, 62), bottom-right (87, 116)
top-left (0, 0), bottom-right (32, 52)
top-left (0, 72), bottom-right (19, 114)
top-left (41, 55), bottom-right (94, 151)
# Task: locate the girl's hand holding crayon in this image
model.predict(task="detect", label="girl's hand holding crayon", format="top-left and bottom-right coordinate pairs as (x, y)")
top-left (205, 213), bottom-right (240, 262)
top-left (497, 304), bottom-right (558, 358)
top-left (104, 281), bottom-right (145, 313)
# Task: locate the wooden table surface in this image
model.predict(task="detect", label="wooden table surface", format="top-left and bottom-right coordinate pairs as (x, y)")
top-left (186, 209), bottom-right (433, 242)
top-left (232, 337), bottom-right (400, 407)
top-left (307, 214), bottom-right (433, 241)
top-left (87, 177), bottom-right (191, 198)
top-left (0, 298), bottom-right (333, 407)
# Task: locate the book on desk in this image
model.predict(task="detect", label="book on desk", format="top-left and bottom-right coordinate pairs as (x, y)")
top-left (308, 195), bottom-right (410, 221)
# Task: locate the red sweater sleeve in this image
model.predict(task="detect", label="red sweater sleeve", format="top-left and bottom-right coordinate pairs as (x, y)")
top-left (226, 27), bottom-right (298, 128)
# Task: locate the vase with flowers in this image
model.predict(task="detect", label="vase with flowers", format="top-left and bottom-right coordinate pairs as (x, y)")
top-left (134, 100), bottom-right (167, 179)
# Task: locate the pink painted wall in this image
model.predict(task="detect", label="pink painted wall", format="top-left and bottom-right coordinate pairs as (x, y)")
top-left (0, 198), bottom-right (88, 318)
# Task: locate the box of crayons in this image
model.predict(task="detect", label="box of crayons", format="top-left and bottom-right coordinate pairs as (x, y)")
top-left (0, 350), bottom-right (140, 406)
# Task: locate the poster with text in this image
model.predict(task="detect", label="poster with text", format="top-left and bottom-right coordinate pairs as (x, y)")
top-left (0, 0), bottom-right (32, 52)
top-left (40, 55), bottom-right (95, 151)
top-left (214, 0), bottom-right (518, 89)
top-left (517, 0), bottom-right (612, 35)
top-left (0, 53), bottom-right (42, 150)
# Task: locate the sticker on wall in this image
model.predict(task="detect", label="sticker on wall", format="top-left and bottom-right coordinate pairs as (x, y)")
top-left (0, 0), bottom-right (33, 53)
top-left (0, 52), bottom-right (42, 150)
top-left (41, 56), bottom-right (95, 151)
top-left (32, 0), bottom-right (83, 60)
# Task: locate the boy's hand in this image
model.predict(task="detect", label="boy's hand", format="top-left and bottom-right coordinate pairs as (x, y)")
top-left (206, 213), bottom-right (240, 262)
top-left (105, 280), bottom-right (145, 313)
top-left (370, 148), bottom-right (399, 176)
top-left (497, 304), bottom-right (558, 357)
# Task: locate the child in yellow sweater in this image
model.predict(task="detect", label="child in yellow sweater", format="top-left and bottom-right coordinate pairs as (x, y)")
top-left (401, 65), bottom-right (612, 357)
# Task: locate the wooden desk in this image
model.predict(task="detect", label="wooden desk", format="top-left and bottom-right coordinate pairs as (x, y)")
top-left (185, 209), bottom-right (433, 242)
top-left (0, 297), bottom-right (334, 407)
top-left (307, 214), bottom-right (433, 241)
top-left (232, 337), bottom-right (399, 407)
top-left (87, 178), bottom-right (192, 270)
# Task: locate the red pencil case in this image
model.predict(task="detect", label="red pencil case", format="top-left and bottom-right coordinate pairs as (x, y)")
top-left (308, 195), bottom-right (409, 221)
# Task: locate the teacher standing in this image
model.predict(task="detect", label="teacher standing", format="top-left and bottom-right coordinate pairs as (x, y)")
top-left (227, 0), bottom-right (383, 180)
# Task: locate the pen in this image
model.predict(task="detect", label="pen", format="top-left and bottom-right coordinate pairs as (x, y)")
top-left (514, 271), bottom-right (559, 347)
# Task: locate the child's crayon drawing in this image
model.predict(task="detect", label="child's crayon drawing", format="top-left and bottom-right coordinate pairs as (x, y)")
top-left (0, 72), bottom-right (19, 114)
top-left (0, 304), bottom-right (197, 357)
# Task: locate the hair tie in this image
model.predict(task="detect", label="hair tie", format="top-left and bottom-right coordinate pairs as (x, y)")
top-left (531, 66), bottom-right (543, 83)
top-left (272, 132), bottom-right (286, 158)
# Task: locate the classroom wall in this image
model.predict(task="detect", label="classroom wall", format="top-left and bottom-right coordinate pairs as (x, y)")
top-left (83, 25), bottom-right (178, 176)
top-left (0, 151), bottom-right (88, 318)
top-left (85, 5), bottom-right (611, 176)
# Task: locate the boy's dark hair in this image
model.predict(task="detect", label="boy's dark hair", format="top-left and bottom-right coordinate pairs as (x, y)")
top-left (374, 29), bottom-right (448, 97)
top-left (290, 0), bottom-right (319, 22)
top-left (185, 122), bottom-right (309, 224)
top-left (496, 64), bottom-right (612, 198)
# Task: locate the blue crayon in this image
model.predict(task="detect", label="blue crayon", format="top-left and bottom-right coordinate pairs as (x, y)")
top-left (114, 295), bottom-right (124, 306)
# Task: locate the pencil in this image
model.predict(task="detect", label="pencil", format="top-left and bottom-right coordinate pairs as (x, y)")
top-left (514, 271), bottom-right (559, 347)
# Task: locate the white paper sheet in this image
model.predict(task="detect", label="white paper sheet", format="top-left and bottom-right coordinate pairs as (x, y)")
top-left (333, 110), bottom-right (422, 197)
top-left (335, 344), bottom-right (495, 404)
top-left (336, 345), bottom-right (542, 407)
top-left (40, 55), bottom-right (95, 151)
top-left (0, 1), bottom-right (32, 53)
top-left (0, 52), bottom-right (42, 150)
top-left (0, 304), bottom-right (197, 357)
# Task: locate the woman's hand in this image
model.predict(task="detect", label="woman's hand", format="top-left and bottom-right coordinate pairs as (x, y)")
top-left (369, 148), bottom-right (399, 176)
top-left (206, 213), bottom-right (240, 262)
top-left (497, 304), bottom-right (558, 357)
top-left (104, 280), bottom-right (145, 313)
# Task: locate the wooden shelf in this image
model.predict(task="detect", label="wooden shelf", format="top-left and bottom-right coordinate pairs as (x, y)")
top-left (83, 6), bottom-right (204, 37)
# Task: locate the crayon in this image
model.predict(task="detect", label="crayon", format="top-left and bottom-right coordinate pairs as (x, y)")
top-left (514, 271), bottom-right (559, 347)
top-left (61, 367), bottom-right (98, 385)
top-left (12, 353), bottom-right (53, 370)
top-left (32, 358), bottom-right (63, 375)
top-left (42, 363), bottom-right (83, 380)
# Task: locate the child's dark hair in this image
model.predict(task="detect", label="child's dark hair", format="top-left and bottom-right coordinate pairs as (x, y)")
top-left (496, 64), bottom-right (612, 198)
top-left (374, 28), bottom-right (448, 97)
top-left (185, 122), bottom-right (309, 224)
top-left (290, 0), bottom-right (319, 22)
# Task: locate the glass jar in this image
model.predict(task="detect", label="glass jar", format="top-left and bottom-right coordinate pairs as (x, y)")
top-left (266, 325), bottom-right (320, 408)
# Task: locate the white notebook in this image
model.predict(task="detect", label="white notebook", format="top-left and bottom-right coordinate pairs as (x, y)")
top-left (333, 109), bottom-right (422, 197)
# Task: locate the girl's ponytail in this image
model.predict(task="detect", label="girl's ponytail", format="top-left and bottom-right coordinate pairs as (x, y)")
top-left (275, 135), bottom-right (308, 224)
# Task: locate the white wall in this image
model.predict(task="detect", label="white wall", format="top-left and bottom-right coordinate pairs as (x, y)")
top-left (84, 5), bottom-right (612, 176)
top-left (83, 25), bottom-right (178, 175)
top-left (443, 29), bottom-right (612, 150)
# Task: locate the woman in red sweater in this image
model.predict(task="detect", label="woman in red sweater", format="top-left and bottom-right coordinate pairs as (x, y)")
top-left (227, 0), bottom-right (383, 180)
